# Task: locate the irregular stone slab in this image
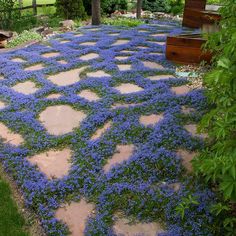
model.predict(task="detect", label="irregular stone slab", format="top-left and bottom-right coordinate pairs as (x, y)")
top-left (104, 144), bottom-right (134, 173)
top-left (121, 50), bottom-right (136, 54)
top-left (151, 33), bottom-right (167, 37)
top-left (171, 85), bottom-right (191, 95)
top-left (24, 63), bottom-right (45, 71)
top-left (139, 114), bottom-right (163, 126)
top-left (109, 33), bottom-right (120, 36)
top-left (55, 199), bottom-right (95, 236)
top-left (46, 93), bottom-right (62, 99)
top-left (28, 148), bottom-right (72, 179)
top-left (117, 64), bottom-right (132, 71)
top-left (0, 122), bottom-right (23, 146)
top-left (184, 124), bottom-right (208, 139)
top-left (147, 74), bottom-right (175, 81)
top-left (0, 75), bottom-right (4, 80)
top-left (115, 56), bottom-right (129, 60)
top-left (80, 42), bottom-right (97, 46)
top-left (78, 89), bottom-right (100, 102)
top-left (12, 81), bottom-right (39, 95)
top-left (91, 121), bottom-right (112, 140)
top-left (42, 52), bottom-right (60, 58)
top-left (177, 149), bottom-right (198, 172)
top-left (169, 182), bottom-right (181, 192)
top-left (181, 106), bottom-right (195, 114)
top-left (137, 46), bottom-right (149, 49)
top-left (112, 39), bottom-right (130, 46)
top-left (60, 40), bottom-right (71, 44)
top-left (11, 57), bottom-right (26, 63)
top-left (143, 61), bottom-right (164, 70)
top-left (47, 67), bottom-right (87, 86)
top-left (79, 53), bottom-right (99, 61)
top-left (149, 52), bottom-right (163, 56)
top-left (114, 83), bottom-right (143, 94)
top-left (113, 217), bottom-right (165, 236)
top-left (86, 70), bottom-right (110, 78)
top-left (58, 60), bottom-right (67, 65)
top-left (0, 101), bottom-right (6, 109)
top-left (138, 30), bottom-right (149, 33)
top-left (39, 105), bottom-right (87, 135)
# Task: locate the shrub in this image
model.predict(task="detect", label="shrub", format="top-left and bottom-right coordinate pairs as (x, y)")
top-left (55, 0), bottom-right (87, 20)
top-left (102, 17), bottom-right (143, 27)
top-left (193, 0), bottom-right (236, 234)
top-left (142, 0), bottom-right (172, 13)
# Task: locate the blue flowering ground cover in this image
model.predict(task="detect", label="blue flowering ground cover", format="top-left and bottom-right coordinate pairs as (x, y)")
top-left (0, 20), bottom-right (219, 235)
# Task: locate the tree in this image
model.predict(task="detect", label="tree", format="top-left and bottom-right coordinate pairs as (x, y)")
top-left (92, 0), bottom-right (101, 25)
top-left (32, 0), bottom-right (37, 15)
top-left (136, 0), bottom-right (143, 19)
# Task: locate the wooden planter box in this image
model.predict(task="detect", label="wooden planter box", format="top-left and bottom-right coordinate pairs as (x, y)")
top-left (166, 34), bottom-right (212, 65)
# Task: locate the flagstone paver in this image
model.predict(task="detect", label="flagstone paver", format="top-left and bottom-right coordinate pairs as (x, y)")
top-left (143, 61), bottom-right (164, 69)
top-left (86, 70), bottom-right (110, 78)
top-left (0, 101), bottom-right (6, 109)
top-left (12, 81), bottom-right (39, 95)
top-left (42, 52), bottom-right (60, 58)
top-left (112, 39), bottom-right (130, 46)
top-left (139, 114), bottom-right (164, 126)
top-left (91, 121), bottom-right (112, 140)
top-left (117, 64), bottom-right (132, 71)
top-left (80, 42), bottom-right (97, 46)
top-left (78, 89), bottom-right (100, 102)
top-left (147, 74), bottom-right (175, 81)
top-left (11, 57), bottom-right (26, 63)
top-left (28, 148), bottom-right (72, 179)
top-left (115, 56), bottom-right (129, 60)
top-left (184, 124), bottom-right (208, 139)
top-left (24, 63), bottom-right (45, 71)
top-left (114, 83), bottom-right (143, 94)
top-left (56, 199), bottom-right (95, 236)
top-left (177, 149), bottom-right (198, 172)
top-left (47, 67), bottom-right (87, 86)
top-left (39, 105), bottom-right (87, 135)
top-left (172, 85), bottom-right (191, 95)
top-left (46, 93), bottom-right (62, 99)
top-left (79, 53), bottom-right (99, 61)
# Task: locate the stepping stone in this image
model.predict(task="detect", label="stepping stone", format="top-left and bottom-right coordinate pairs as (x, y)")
top-left (39, 105), bottom-right (87, 135)
top-left (24, 63), bottom-right (45, 71)
top-left (181, 106), bottom-right (195, 114)
top-left (104, 144), bottom-right (134, 173)
top-left (47, 67), bottom-right (87, 86)
top-left (177, 149), bottom-right (198, 172)
top-left (12, 81), bottom-right (39, 95)
top-left (60, 40), bottom-right (70, 44)
top-left (58, 60), bottom-right (68, 65)
top-left (143, 61), bottom-right (164, 70)
top-left (171, 85), bottom-right (191, 95)
top-left (184, 124), bottom-right (208, 139)
top-left (115, 56), bottom-right (129, 60)
top-left (0, 75), bottom-right (4, 80)
top-left (114, 83), bottom-right (143, 94)
top-left (80, 42), bottom-right (97, 46)
top-left (117, 64), bottom-right (132, 71)
top-left (79, 53), bottom-right (99, 61)
top-left (0, 101), bottom-right (6, 109)
top-left (168, 182), bottom-right (181, 192)
top-left (55, 199), bottom-right (95, 236)
top-left (113, 217), bottom-right (165, 236)
top-left (139, 114), bottom-right (163, 126)
top-left (78, 89), bottom-right (100, 102)
top-left (149, 52), bottom-right (163, 56)
top-left (0, 122), bottom-right (23, 146)
top-left (112, 103), bottom-right (141, 109)
top-left (109, 33), bottom-right (120, 36)
top-left (86, 70), bottom-right (110, 78)
top-left (112, 39), bottom-right (130, 46)
top-left (28, 148), bottom-right (72, 179)
top-left (46, 93), bottom-right (62, 99)
top-left (41, 52), bottom-right (60, 58)
top-left (137, 46), bottom-right (149, 49)
top-left (121, 50), bottom-right (136, 54)
top-left (151, 33), bottom-right (167, 37)
top-left (148, 41), bottom-right (166, 46)
top-left (147, 74), bottom-right (175, 81)
top-left (11, 57), bottom-right (26, 63)
top-left (138, 30), bottom-right (149, 33)
top-left (91, 121), bottom-right (112, 140)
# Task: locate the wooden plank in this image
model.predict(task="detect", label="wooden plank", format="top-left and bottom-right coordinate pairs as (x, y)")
top-left (184, 0), bottom-right (206, 10)
top-left (167, 35), bottom-right (205, 48)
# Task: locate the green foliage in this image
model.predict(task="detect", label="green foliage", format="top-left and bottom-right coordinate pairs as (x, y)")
top-left (193, 0), bottom-right (236, 233)
top-left (0, 174), bottom-right (28, 236)
top-left (6, 30), bottom-right (42, 48)
top-left (142, 0), bottom-right (172, 13)
top-left (175, 194), bottom-right (199, 219)
top-left (170, 0), bottom-right (184, 15)
top-left (101, 0), bottom-right (128, 15)
top-left (55, 0), bottom-right (86, 20)
top-left (102, 17), bottom-right (143, 27)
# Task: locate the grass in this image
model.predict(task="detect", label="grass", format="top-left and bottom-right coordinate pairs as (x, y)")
top-left (23, 0), bottom-right (55, 7)
top-left (0, 169), bottom-right (29, 236)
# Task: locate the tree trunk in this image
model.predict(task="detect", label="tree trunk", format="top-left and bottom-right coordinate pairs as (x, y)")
top-left (136, 0), bottom-right (143, 19)
top-left (32, 0), bottom-right (37, 15)
top-left (92, 0), bottom-right (101, 25)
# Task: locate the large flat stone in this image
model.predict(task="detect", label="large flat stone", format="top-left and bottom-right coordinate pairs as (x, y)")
top-left (115, 56), bottom-right (129, 60)
top-left (42, 52), bottom-right (60, 58)
top-left (113, 217), bottom-right (165, 236)
top-left (86, 70), bottom-right (110, 78)
top-left (143, 61), bottom-right (164, 70)
top-left (12, 81), bottom-right (39, 95)
top-left (0, 122), bottom-right (24, 146)
top-left (104, 144), bottom-right (134, 173)
top-left (39, 105), bottom-right (87, 135)
top-left (78, 89), bottom-right (100, 102)
top-left (139, 114), bottom-right (163, 126)
top-left (79, 53), bottom-right (99, 61)
top-left (117, 64), bottom-right (132, 71)
top-left (147, 74), bottom-right (175, 81)
top-left (80, 42), bottom-right (97, 46)
top-left (91, 121), bottom-right (112, 140)
top-left (177, 149), bottom-right (198, 172)
top-left (55, 199), bottom-right (95, 236)
top-left (28, 148), bottom-right (72, 179)
top-left (47, 67), bottom-right (87, 86)
top-left (24, 63), bottom-right (45, 71)
top-left (11, 57), bottom-right (26, 63)
top-left (114, 83), bottom-right (143, 94)
top-left (184, 124), bottom-right (208, 139)
top-left (112, 39), bottom-right (130, 46)
top-left (0, 101), bottom-right (6, 109)
top-left (46, 93), bottom-right (62, 99)
top-left (171, 85), bottom-right (191, 95)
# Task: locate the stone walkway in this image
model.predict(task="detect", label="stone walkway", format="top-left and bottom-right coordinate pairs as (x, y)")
top-left (0, 21), bottom-right (214, 236)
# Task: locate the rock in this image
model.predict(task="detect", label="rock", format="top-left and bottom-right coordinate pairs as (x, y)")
top-left (60, 20), bottom-right (75, 30)
top-left (0, 30), bottom-right (13, 39)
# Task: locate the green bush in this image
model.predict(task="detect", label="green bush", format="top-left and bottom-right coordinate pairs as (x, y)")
top-left (193, 0), bottom-right (236, 234)
top-left (55, 0), bottom-right (87, 20)
top-left (142, 0), bottom-right (172, 13)
top-left (102, 17), bottom-right (143, 27)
